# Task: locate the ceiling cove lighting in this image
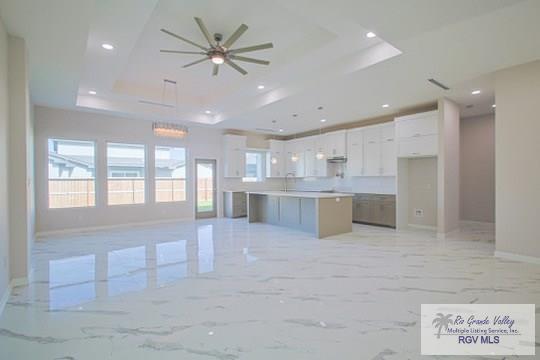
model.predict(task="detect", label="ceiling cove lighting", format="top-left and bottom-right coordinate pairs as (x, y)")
top-left (101, 43), bottom-right (115, 50)
top-left (471, 90), bottom-right (481, 95)
top-left (88, 90), bottom-right (97, 95)
top-left (366, 32), bottom-right (376, 38)
top-left (382, 104), bottom-right (390, 108)
top-left (153, 122), bottom-right (188, 139)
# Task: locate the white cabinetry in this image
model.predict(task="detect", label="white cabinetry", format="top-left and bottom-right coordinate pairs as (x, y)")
top-left (223, 134), bottom-right (246, 178)
top-left (324, 130), bottom-right (347, 158)
top-left (346, 122), bottom-right (396, 177)
top-left (395, 110), bottom-right (438, 158)
top-left (379, 123), bottom-right (397, 176)
top-left (266, 139), bottom-right (286, 178)
top-left (346, 128), bottom-right (364, 176)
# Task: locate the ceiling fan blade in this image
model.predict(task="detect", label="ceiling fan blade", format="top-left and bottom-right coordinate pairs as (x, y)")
top-left (160, 28), bottom-right (208, 51)
top-left (160, 50), bottom-right (206, 55)
top-left (225, 59), bottom-right (247, 75)
top-left (222, 24), bottom-right (248, 49)
top-left (212, 64), bottom-right (219, 76)
top-left (229, 42), bottom-right (273, 54)
top-left (182, 57), bottom-right (210, 68)
top-left (194, 17), bottom-right (215, 47)
top-left (229, 55), bottom-right (270, 65)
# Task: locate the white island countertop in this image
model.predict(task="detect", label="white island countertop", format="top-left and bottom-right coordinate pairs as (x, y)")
top-left (246, 191), bottom-right (354, 199)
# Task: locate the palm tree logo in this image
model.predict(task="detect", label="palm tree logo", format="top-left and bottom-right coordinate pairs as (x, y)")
top-left (432, 313), bottom-right (453, 339)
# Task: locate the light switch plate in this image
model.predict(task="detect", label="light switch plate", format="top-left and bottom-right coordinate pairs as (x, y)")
top-left (414, 208), bottom-right (424, 217)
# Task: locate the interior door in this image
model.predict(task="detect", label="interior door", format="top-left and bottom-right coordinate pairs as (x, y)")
top-left (195, 159), bottom-right (217, 219)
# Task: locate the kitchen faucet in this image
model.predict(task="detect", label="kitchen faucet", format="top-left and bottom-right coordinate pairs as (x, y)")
top-left (284, 173), bottom-right (295, 192)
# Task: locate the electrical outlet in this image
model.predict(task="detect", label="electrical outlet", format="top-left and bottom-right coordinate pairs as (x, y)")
top-left (414, 208), bottom-right (424, 217)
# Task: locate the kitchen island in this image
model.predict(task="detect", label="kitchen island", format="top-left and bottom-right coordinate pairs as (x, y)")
top-left (247, 191), bottom-right (353, 238)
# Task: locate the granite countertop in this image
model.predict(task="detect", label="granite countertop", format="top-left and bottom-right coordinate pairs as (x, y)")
top-left (246, 190), bottom-right (354, 199)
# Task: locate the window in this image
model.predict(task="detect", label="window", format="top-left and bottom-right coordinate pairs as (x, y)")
top-left (48, 139), bottom-right (96, 208)
top-left (243, 152), bottom-right (264, 182)
top-left (107, 143), bottom-right (145, 205)
top-left (155, 146), bottom-right (186, 202)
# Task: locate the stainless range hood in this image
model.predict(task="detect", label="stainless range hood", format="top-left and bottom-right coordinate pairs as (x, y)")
top-left (327, 156), bottom-right (347, 163)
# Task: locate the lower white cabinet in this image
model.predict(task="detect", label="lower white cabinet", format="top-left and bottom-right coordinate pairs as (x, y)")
top-left (397, 134), bottom-right (438, 158)
top-left (395, 110), bottom-right (439, 158)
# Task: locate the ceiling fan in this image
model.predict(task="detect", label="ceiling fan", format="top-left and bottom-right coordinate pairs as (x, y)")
top-left (160, 17), bottom-right (273, 76)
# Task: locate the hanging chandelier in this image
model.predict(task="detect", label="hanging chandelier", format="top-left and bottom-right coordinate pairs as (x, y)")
top-left (153, 122), bottom-right (188, 139)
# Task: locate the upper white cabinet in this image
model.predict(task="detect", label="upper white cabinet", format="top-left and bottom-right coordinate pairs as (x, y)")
top-left (223, 134), bottom-right (246, 178)
top-left (395, 110), bottom-right (438, 158)
top-left (379, 123), bottom-right (397, 176)
top-left (346, 128), bottom-right (364, 176)
top-left (346, 122), bottom-right (396, 177)
top-left (266, 139), bottom-right (286, 178)
top-left (324, 130), bottom-right (347, 158)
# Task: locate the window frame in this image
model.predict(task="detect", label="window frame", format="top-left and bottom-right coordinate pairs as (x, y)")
top-left (242, 151), bottom-right (266, 183)
top-left (47, 137), bottom-right (97, 209)
top-left (154, 145), bottom-right (187, 203)
top-left (106, 142), bottom-right (147, 206)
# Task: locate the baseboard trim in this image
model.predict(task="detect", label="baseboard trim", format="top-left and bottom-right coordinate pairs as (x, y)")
top-left (0, 283), bottom-right (11, 316)
top-left (495, 251), bottom-right (540, 265)
top-left (0, 277), bottom-right (28, 316)
top-left (36, 217), bottom-right (195, 238)
top-left (407, 224), bottom-right (437, 231)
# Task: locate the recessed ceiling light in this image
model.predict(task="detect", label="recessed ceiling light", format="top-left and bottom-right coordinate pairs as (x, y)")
top-left (101, 43), bottom-right (115, 50)
top-left (382, 104), bottom-right (389, 108)
top-left (205, 110), bottom-right (212, 114)
top-left (492, 104), bottom-right (496, 108)
top-left (257, 85), bottom-right (265, 90)
top-left (88, 90), bottom-right (97, 95)
top-left (279, 128), bottom-right (284, 132)
top-left (320, 119), bottom-right (327, 123)
top-left (366, 32), bottom-right (376, 38)
top-left (471, 90), bottom-right (481, 95)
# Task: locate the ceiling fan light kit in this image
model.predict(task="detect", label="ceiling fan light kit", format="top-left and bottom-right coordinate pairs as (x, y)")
top-left (160, 17), bottom-right (273, 76)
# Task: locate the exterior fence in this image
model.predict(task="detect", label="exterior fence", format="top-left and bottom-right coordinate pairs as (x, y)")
top-left (48, 177), bottom-right (209, 208)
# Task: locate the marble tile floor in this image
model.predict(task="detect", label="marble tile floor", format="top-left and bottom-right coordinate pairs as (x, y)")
top-left (0, 219), bottom-right (538, 360)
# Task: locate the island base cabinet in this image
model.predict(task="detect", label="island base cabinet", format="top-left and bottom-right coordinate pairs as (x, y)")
top-left (353, 194), bottom-right (396, 228)
top-left (248, 193), bottom-right (353, 238)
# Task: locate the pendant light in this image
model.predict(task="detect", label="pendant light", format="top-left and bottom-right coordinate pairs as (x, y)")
top-left (315, 106), bottom-right (325, 160)
top-left (291, 114), bottom-right (299, 162)
top-left (152, 79), bottom-right (188, 138)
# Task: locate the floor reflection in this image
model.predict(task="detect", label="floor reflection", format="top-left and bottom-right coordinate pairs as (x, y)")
top-left (46, 223), bottom-right (255, 309)
top-left (49, 255), bottom-right (96, 310)
top-left (197, 225), bottom-right (214, 274)
top-left (107, 246), bottom-right (147, 296)
top-left (156, 240), bottom-right (188, 286)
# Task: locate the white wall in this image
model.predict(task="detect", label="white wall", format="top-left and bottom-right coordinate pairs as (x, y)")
top-left (34, 106), bottom-right (283, 234)
top-left (437, 98), bottom-right (460, 233)
top-left (460, 114), bottom-right (495, 223)
top-left (408, 158), bottom-right (438, 228)
top-left (495, 60), bottom-right (540, 259)
top-left (0, 15), bottom-right (10, 304)
top-left (7, 35), bottom-right (32, 282)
